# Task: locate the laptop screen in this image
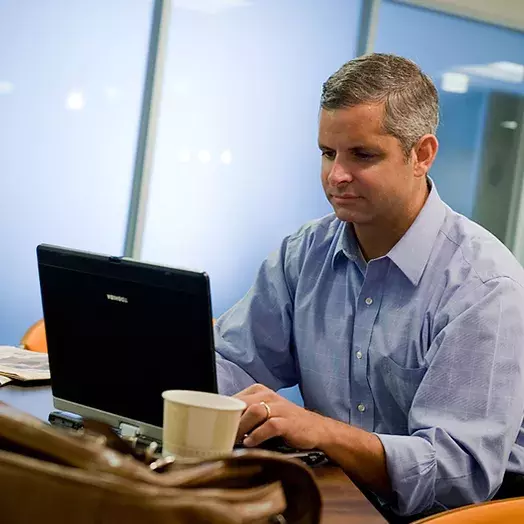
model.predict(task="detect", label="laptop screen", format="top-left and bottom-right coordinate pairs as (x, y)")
top-left (37, 245), bottom-right (217, 433)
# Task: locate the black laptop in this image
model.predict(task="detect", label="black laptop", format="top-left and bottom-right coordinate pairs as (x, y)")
top-left (37, 244), bottom-right (217, 443)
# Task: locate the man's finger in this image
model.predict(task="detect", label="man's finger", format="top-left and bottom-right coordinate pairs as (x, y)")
top-left (234, 391), bottom-right (279, 411)
top-left (233, 383), bottom-right (270, 398)
top-left (236, 400), bottom-right (275, 439)
top-left (243, 417), bottom-right (284, 447)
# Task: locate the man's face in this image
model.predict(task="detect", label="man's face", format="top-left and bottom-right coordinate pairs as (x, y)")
top-left (318, 103), bottom-right (419, 226)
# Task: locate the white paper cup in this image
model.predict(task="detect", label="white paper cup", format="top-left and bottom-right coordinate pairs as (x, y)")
top-left (162, 390), bottom-right (246, 458)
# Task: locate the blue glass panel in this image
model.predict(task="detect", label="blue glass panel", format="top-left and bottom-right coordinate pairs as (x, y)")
top-left (142, 0), bottom-right (362, 405)
top-left (142, 0), bottom-right (362, 317)
top-left (375, 1), bottom-right (524, 227)
top-left (0, 0), bottom-right (152, 343)
top-left (376, 1), bottom-right (524, 84)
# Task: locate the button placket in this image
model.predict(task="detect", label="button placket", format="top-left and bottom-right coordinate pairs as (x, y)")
top-left (350, 259), bottom-right (388, 431)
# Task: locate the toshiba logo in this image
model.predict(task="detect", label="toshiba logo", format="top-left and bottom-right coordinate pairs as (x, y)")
top-left (106, 294), bottom-right (128, 303)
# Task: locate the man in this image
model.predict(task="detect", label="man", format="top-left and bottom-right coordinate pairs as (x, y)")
top-left (214, 53), bottom-right (524, 518)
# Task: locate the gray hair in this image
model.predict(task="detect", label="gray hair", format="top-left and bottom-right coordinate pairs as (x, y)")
top-left (321, 53), bottom-right (439, 157)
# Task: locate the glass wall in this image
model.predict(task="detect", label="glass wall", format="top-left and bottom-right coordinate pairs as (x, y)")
top-left (375, 0), bottom-right (524, 247)
top-left (4, 0), bottom-right (524, 377)
top-left (0, 0), bottom-right (152, 343)
top-left (139, 0), bottom-right (362, 403)
top-left (141, 0), bottom-right (362, 318)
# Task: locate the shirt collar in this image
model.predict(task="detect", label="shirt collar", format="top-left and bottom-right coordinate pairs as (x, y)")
top-left (332, 179), bottom-right (447, 286)
top-left (387, 179), bottom-right (446, 286)
top-left (332, 221), bottom-right (364, 272)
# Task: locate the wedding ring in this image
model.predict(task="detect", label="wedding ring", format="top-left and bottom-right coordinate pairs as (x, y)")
top-left (260, 401), bottom-right (272, 421)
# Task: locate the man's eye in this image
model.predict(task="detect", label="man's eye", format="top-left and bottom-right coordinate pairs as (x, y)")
top-left (321, 150), bottom-right (336, 161)
top-left (354, 151), bottom-right (376, 161)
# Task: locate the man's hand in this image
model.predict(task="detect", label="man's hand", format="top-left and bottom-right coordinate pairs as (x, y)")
top-left (234, 384), bottom-right (392, 498)
top-left (234, 383), bottom-right (327, 449)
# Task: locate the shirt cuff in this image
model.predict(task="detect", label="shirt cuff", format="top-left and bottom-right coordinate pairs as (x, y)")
top-left (376, 433), bottom-right (437, 516)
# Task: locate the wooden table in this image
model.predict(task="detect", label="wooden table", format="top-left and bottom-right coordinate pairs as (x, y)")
top-left (0, 384), bottom-right (386, 523)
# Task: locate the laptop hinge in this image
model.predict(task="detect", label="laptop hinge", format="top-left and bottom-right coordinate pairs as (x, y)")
top-left (118, 422), bottom-right (140, 439)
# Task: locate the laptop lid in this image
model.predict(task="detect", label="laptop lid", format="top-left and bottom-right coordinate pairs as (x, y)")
top-left (36, 244), bottom-right (217, 442)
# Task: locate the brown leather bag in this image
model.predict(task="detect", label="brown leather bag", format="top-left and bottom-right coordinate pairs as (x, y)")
top-left (0, 403), bottom-right (321, 524)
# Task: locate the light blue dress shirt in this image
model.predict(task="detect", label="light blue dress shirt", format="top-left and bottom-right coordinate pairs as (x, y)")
top-left (214, 183), bottom-right (524, 516)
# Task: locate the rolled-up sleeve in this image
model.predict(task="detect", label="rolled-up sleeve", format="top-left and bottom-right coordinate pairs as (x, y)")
top-left (377, 277), bottom-right (524, 516)
top-left (214, 236), bottom-right (299, 395)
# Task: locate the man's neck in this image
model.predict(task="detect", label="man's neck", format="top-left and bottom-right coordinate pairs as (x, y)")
top-left (354, 182), bottom-right (430, 262)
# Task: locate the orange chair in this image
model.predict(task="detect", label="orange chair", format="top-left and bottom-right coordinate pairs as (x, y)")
top-left (414, 497), bottom-right (524, 523)
top-left (20, 319), bottom-right (48, 353)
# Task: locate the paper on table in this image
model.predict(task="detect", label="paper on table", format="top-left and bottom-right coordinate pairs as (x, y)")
top-left (0, 346), bottom-right (50, 383)
top-left (0, 375), bottom-right (12, 386)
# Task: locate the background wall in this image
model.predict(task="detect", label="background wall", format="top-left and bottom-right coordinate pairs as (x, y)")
top-left (0, 0), bottom-right (151, 343)
top-left (141, 0), bottom-right (362, 318)
top-left (375, 0), bottom-right (524, 242)
top-left (2, 2), bottom-right (524, 407)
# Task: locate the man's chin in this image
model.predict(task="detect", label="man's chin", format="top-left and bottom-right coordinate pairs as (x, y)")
top-left (333, 208), bottom-right (371, 224)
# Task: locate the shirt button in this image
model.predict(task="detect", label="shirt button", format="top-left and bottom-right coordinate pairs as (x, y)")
top-left (356, 351), bottom-right (363, 359)
top-left (365, 297), bottom-right (373, 306)
top-left (357, 403), bottom-right (366, 413)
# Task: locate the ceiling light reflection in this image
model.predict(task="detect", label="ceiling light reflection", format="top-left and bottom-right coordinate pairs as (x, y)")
top-left (441, 72), bottom-right (469, 94)
top-left (66, 91), bottom-right (86, 110)
top-left (0, 81), bottom-right (14, 95)
top-left (220, 149), bottom-right (232, 164)
top-left (198, 150), bottom-right (211, 163)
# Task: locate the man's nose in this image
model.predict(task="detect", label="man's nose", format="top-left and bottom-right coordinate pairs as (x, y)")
top-left (328, 161), bottom-right (353, 185)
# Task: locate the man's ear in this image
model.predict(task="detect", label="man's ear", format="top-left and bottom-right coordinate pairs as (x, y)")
top-left (412, 134), bottom-right (438, 178)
